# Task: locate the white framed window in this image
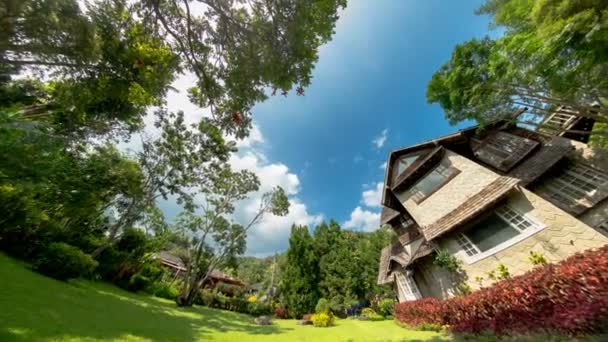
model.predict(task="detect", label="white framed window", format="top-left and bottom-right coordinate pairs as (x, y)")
top-left (392, 152), bottom-right (424, 183)
top-left (543, 162), bottom-right (608, 211)
top-left (397, 159), bottom-right (460, 204)
top-left (455, 205), bottom-right (544, 264)
top-left (395, 271), bottom-right (421, 301)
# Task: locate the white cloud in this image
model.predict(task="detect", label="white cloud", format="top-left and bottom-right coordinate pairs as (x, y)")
top-left (228, 129), bottom-right (322, 255)
top-left (343, 206), bottom-right (381, 232)
top-left (235, 124), bottom-right (264, 149)
top-left (361, 182), bottom-right (383, 208)
top-left (379, 161), bottom-right (387, 170)
top-left (372, 128), bottom-right (388, 149)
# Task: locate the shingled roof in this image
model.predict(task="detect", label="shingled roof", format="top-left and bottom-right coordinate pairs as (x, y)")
top-left (420, 176), bottom-right (520, 241)
top-left (380, 207), bottom-right (401, 225)
top-left (377, 236), bottom-right (436, 285)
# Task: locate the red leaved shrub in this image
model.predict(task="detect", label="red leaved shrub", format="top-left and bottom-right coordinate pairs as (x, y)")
top-left (395, 246), bottom-right (608, 336)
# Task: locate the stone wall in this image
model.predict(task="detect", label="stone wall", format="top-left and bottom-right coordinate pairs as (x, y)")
top-left (402, 150), bottom-right (501, 227)
top-left (438, 188), bottom-right (608, 291)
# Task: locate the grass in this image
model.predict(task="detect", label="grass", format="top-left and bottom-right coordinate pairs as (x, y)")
top-left (0, 253), bottom-right (447, 341)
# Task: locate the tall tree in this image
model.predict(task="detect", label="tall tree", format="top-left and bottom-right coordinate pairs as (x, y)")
top-left (280, 224), bottom-right (319, 318)
top-left (92, 109), bottom-right (232, 257)
top-left (174, 168), bottom-right (289, 307)
top-left (2, 0), bottom-right (347, 138)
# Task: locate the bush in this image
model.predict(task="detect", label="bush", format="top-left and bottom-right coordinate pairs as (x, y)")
top-left (395, 246), bottom-right (608, 336)
top-left (34, 242), bottom-right (98, 280)
top-left (378, 298), bottom-right (395, 317)
top-left (274, 305), bottom-right (288, 319)
top-left (247, 295), bottom-right (257, 303)
top-left (197, 289), bottom-right (271, 316)
top-left (311, 312), bottom-right (334, 327)
top-left (248, 301), bottom-right (272, 316)
top-left (128, 274), bottom-right (151, 292)
top-left (315, 298), bottom-right (331, 314)
top-left (361, 307), bottom-right (383, 321)
top-left (153, 283), bottom-right (180, 300)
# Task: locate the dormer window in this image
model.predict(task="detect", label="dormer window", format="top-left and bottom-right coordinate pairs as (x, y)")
top-left (541, 161), bottom-right (608, 214)
top-left (472, 131), bottom-right (539, 172)
top-left (392, 152), bottom-right (423, 183)
top-left (395, 159), bottom-right (460, 204)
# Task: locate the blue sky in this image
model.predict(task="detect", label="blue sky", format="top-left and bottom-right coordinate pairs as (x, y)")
top-left (159, 0), bottom-right (495, 255)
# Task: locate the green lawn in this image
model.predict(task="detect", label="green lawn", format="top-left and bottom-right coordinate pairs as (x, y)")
top-left (0, 253), bottom-right (446, 341)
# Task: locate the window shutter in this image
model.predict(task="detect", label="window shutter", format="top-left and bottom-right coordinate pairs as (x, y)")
top-left (473, 132), bottom-right (539, 172)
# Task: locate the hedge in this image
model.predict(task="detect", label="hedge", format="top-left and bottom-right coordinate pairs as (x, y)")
top-left (395, 246), bottom-right (608, 336)
top-left (197, 290), bottom-right (272, 316)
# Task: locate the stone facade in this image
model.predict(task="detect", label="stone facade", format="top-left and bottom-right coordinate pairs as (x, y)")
top-left (438, 188), bottom-right (608, 294)
top-left (400, 150), bottom-right (501, 227)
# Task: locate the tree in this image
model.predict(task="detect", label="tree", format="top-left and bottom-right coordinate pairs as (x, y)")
top-left (92, 109), bottom-right (232, 257)
top-left (139, 0), bottom-right (348, 138)
top-left (2, 0), bottom-right (347, 138)
top-left (428, 0), bottom-right (608, 129)
top-left (280, 224), bottom-right (319, 318)
top-left (278, 221), bottom-right (395, 317)
top-left (174, 168), bottom-right (289, 307)
top-left (2, 0), bottom-right (179, 137)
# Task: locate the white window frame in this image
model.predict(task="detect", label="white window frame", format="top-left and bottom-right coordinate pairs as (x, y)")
top-left (395, 271), bottom-right (421, 301)
top-left (456, 205), bottom-right (545, 264)
top-left (544, 162), bottom-right (608, 208)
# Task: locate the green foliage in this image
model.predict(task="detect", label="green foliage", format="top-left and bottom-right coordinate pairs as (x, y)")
top-left (529, 251), bottom-right (548, 266)
top-left (415, 323), bottom-right (444, 332)
top-left (487, 263), bottom-right (511, 281)
top-left (361, 307), bottom-right (384, 321)
top-left (378, 298), bottom-right (396, 318)
top-left (152, 283), bottom-right (179, 300)
top-left (197, 289), bottom-right (271, 316)
top-left (315, 298), bottom-right (331, 314)
top-left (34, 243), bottom-right (98, 280)
top-left (279, 222), bottom-right (394, 318)
top-left (433, 249), bottom-right (463, 273)
top-left (428, 0), bottom-right (608, 128)
top-left (279, 225), bottom-right (320, 318)
top-left (247, 301), bottom-right (272, 317)
top-left (311, 312), bottom-right (334, 327)
top-left (456, 283), bottom-right (472, 296)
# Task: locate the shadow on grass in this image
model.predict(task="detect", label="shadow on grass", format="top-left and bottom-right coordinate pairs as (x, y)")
top-left (0, 254), bottom-right (290, 341)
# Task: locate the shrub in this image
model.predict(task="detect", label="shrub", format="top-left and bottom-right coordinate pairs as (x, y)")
top-left (247, 295), bottom-right (257, 303)
top-left (416, 322), bottom-right (444, 332)
top-left (274, 305), bottom-right (288, 319)
top-left (528, 251), bottom-right (548, 266)
top-left (128, 274), bottom-right (151, 292)
top-left (34, 242), bottom-right (98, 280)
top-left (395, 246), bottom-right (608, 336)
top-left (360, 307), bottom-right (383, 321)
top-left (434, 248), bottom-right (463, 273)
top-left (329, 296), bottom-right (347, 318)
top-left (154, 283), bottom-right (180, 300)
top-left (378, 298), bottom-right (395, 317)
top-left (315, 298), bottom-right (331, 314)
top-left (311, 312), bottom-right (334, 327)
top-left (248, 301), bottom-right (272, 316)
